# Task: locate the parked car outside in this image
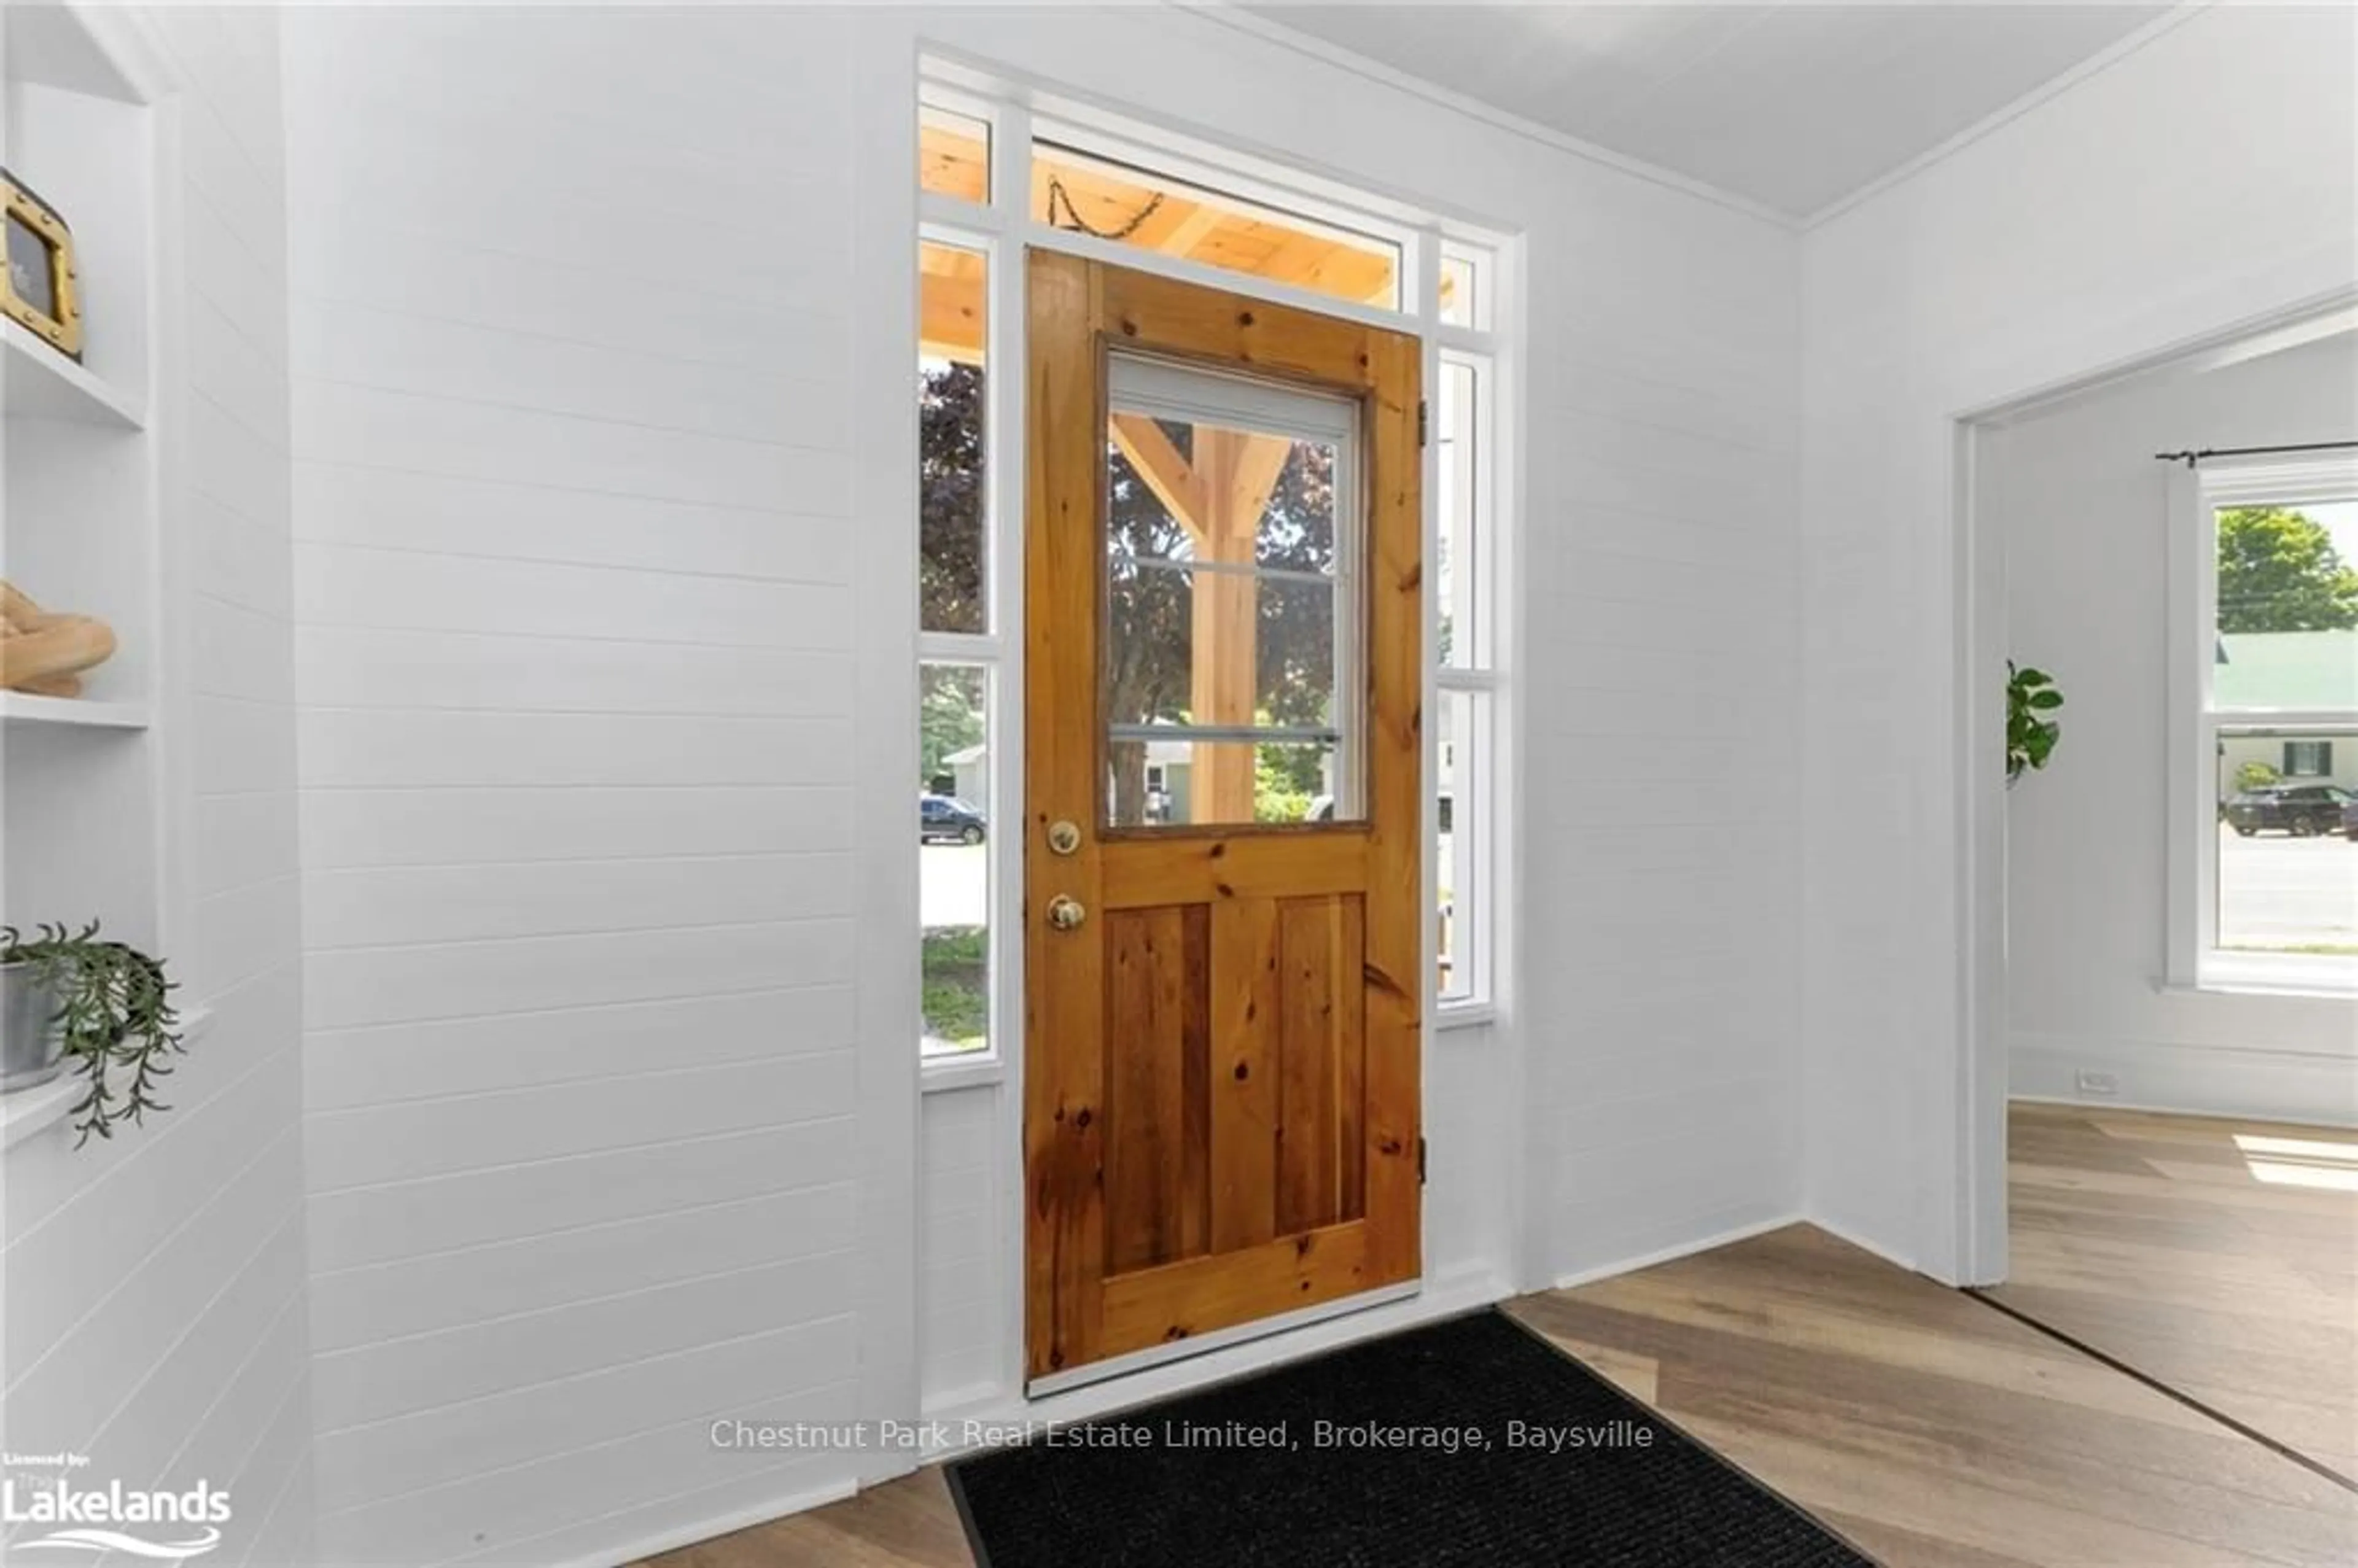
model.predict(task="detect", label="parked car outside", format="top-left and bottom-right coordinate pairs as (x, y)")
top-left (920, 793), bottom-right (987, 845)
top-left (2223, 783), bottom-right (2353, 837)
top-left (2343, 792), bottom-right (2358, 842)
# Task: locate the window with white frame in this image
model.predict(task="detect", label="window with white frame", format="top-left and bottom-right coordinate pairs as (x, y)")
top-left (1434, 352), bottom-right (1500, 1006)
top-left (2169, 454), bottom-right (2358, 992)
top-left (914, 75), bottom-right (1511, 1066)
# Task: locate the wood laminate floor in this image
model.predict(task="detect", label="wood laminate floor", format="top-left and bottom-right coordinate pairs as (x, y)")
top-left (1985, 1101), bottom-right (2358, 1482)
top-left (641, 1219), bottom-right (2357, 1567)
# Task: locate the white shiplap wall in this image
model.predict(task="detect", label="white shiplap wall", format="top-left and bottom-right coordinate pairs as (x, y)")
top-left (1519, 169), bottom-right (1804, 1278)
top-left (282, 8), bottom-right (890, 1562)
top-left (2, 7), bottom-right (314, 1566)
top-left (279, 1), bottom-right (1806, 1555)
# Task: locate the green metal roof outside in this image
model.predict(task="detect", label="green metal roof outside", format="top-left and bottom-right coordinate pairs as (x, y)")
top-left (2215, 629), bottom-right (2358, 710)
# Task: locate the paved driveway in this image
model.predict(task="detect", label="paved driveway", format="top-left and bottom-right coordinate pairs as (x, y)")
top-left (2218, 825), bottom-right (2358, 950)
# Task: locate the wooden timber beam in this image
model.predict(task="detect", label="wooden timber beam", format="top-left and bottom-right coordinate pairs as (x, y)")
top-left (1153, 204), bottom-right (1225, 262)
top-left (1108, 405), bottom-right (1296, 825)
top-left (1110, 414), bottom-right (1208, 542)
top-left (1255, 228), bottom-right (1394, 308)
top-left (920, 249), bottom-right (986, 365)
top-left (1199, 429), bottom-right (1294, 548)
top-left (919, 122), bottom-right (987, 203)
top-left (1189, 428), bottom-right (1293, 824)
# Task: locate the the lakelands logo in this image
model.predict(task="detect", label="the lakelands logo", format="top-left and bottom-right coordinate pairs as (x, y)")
top-left (2, 1451), bottom-right (229, 1560)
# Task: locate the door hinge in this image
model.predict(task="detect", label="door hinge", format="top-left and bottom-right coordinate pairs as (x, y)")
top-left (1417, 398), bottom-right (1429, 449)
top-left (1417, 1135), bottom-right (1428, 1185)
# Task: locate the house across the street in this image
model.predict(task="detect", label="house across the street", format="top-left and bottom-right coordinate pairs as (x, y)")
top-left (2216, 629), bottom-right (2358, 791)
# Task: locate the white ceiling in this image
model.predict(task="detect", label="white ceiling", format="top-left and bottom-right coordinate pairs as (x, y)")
top-left (1244, 2), bottom-right (2172, 219)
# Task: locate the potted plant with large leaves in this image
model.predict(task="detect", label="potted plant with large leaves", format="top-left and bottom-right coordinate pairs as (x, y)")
top-left (2007, 662), bottom-right (2064, 784)
top-left (1, 922), bottom-right (184, 1144)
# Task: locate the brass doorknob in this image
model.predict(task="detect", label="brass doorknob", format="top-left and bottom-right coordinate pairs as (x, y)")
top-left (1046, 895), bottom-right (1087, 931)
top-left (1046, 820), bottom-right (1081, 856)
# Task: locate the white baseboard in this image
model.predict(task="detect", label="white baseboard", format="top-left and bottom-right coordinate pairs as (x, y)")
top-left (1799, 1211), bottom-right (1917, 1273)
top-left (1549, 1210), bottom-right (1807, 1293)
top-left (2011, 1034), bottom-right (2358, 1128)
top-left (2009, 1089), bottom-right (2358, 1130)
top-left (921, 1378), bottom-right (1011, 1425)
top-left (569, 1475), bottom-right (858, 1568)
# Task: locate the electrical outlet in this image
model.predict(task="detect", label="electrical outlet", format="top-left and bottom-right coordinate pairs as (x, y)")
top-left (2074, 1069), bottom-right (2119, 1098)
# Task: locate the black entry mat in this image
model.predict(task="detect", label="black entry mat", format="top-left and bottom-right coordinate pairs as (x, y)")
top-left (947, 1309), bottom-right (1873, 1567)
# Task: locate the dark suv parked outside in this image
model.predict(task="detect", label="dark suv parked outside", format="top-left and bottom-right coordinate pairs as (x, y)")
top-left (2224, 783), bottom-right (2353, 837)
top-left (920, 793), bottom-right (987, 845)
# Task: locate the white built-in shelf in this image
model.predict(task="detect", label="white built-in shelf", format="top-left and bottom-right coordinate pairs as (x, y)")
top-left (2, 319), bottom-right (145, 429)
top-left (2, 1004), bottom-right (214, 1150)
top-left (4, 4), bottom-right (179, 1114)
top-left (0, 691), bottom-right (150, 729)
top-left (0, 1077), bottom-right (78, 1150)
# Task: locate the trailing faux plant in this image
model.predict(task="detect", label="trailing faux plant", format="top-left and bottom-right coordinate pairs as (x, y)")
top-left (1, 922), bottom-right (182, 1145)
top-left (2006, 662), bottom-right (2064, 783)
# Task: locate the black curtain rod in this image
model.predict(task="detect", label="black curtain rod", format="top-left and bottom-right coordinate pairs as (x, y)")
top-left (2153, 440), bottom-right (2358, 468)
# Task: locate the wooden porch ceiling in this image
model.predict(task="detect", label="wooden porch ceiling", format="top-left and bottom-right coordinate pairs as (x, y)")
top-left (920, 123), bottom-right (1445, 365)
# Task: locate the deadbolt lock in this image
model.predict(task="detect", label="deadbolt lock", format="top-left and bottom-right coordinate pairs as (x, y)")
top-left (1046, 895), bottom-right (1087, 931)
top-left (1046, 820), bottom-right (1081, 855)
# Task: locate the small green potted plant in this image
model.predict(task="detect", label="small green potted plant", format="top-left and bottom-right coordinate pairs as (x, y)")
top-left (1, 922), bottom-right (184, 1145)
top-left (2006, 661), bottom-right (2064, 784)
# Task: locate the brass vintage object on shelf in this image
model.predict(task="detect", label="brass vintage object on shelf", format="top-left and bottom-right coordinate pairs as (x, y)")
top-left (2, 168), bottom-right (84, 360)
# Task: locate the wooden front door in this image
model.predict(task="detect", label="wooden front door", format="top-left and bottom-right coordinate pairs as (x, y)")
top-left (1023, 251), bottom-right (1422, 1382)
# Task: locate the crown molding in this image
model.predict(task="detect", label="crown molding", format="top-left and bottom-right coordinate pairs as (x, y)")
top-left (1802, 3), bottom-right (2209, 230)
top-left (1181, 2), bottom-right (2219, 239)
top-left (1172, 1), bottom-right (1801, 231)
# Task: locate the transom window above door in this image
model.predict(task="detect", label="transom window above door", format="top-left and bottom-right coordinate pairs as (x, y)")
top-left (1032, 141), bottom-right (1402, 312)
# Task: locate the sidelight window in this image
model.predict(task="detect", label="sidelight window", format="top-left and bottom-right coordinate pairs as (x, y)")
top-left (918, 235), bottom-right (999, 1058)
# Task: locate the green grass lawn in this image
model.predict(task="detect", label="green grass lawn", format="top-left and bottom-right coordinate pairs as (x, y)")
top-left (922, 926), bottom-right (988, 1053)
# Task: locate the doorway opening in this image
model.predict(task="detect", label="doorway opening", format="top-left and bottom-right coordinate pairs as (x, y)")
top-left (1964, 303), bottom-right (2357, 1483)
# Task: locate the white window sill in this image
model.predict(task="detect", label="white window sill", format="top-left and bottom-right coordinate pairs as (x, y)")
top-left (920, 1053), bottom-right (1005, 1094)
top-left (2168, 982), bottom-right (2358, 1001)
top-left (1434, 1002), bottom-right (1498, 1032)
top-left (2166, 953), bottom-right (2358, 1000)
top-left (1, 1077), bottom-right (82, 1150)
